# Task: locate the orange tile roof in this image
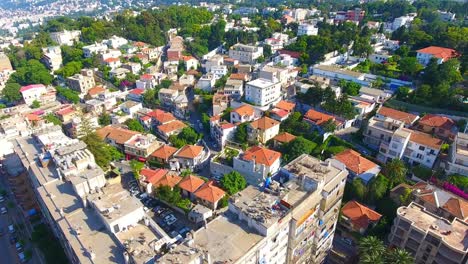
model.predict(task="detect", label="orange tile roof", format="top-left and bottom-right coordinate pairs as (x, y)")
top-left (273, 132), bottom-right (296, 143)
top-left (418, 114), bottom-right (456, 130)
top-left (151, 145), bottom-right (178, 160)
top-left (417, 46), bottom-right (459, 60)
top-left (193, 181), bottom-right (225, 203)
top-left (378, 106), bottom-right (418, 125)
top-left (26, 113), bottom-right (41, 122)
top-left (182, 55), bottom-right (197, 62)
top-left (87, 86), bottom-right (106, 96)
top-left (133, 41), bottom-right (147, 47)
top-left (154, 172), bottom-right (182, 188)
top-left (242, 146), bottom-right (281, 166)
top-left (96, 125), bottom-right (139, 145)
top-left (55, 107), bottom-right (75, 116)
top-left (147, 109), bottom-right (176, 124)
top-left (334, 149), bottom-right (377, 174)
top-left (341, 201), bottom-right (382, 230)
top-left (275, 100), bottom-right (295, 112)
top-left (442, 197), bottom-right (468, 221)
top-left (104, 57), bottom-right (120, 63)
top-left (232, 104), bottom-right (254, 117)
top-left (175, 145), bottom-right (203, 159)
top-left (229, 73), bottom-right (247, 80)
top-left (409, 130), bottom-right (444, 150)
top-left (249, 117), bottom-right (280, 131)
top-left (304, 109), bottom-right (334, 126)
top-left (157, 120), bottom-right (187, 134)
top-left (186, 69), bottom-right (199, 75)
top-left (140, 168), bottom-right (168, 185)
top-left (178, 175), bottom-right (205, 193)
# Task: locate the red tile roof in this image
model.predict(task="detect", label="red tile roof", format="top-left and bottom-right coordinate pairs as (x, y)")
top-left (157, 120), bottom-right (187, 134)
top-left (193, 181), bottom-right (225, 204)
top-left (232, 104), bottom-right (254, 117)
top-left (182, 55), bottom-right (197, 62)
top-left (178, 175), bottom-right (205, 193)
top-left (409, 130), bottom-right (444, 150)
top-left (273, 132), bottom-right (296, 143)
top-left (417, 46), bottom-right (459, 60)
top-left (378, 106), bottom-right (418, 125)
top-left (341, 201), bottom-right (382, 230)
top-left (334, 149), bottom-right (377, 174)
top-left (96, 125), bottom-right (139, 145)
top-left (275, 100), bottom-right (295, 112)
top-left (154, 172), bottom-right (182, 188)
top-left (442, 197), bottom-right (468, 221)
top-left (26, 113), bottom-right (41, 122)
top-left (270, 108), bottom-right (290, 119)
top-left (278, 50), bottom-right (301, 59)
top-left (147, 109), bottom-right (176, 124)
top-left (249, 117), bottom-right (280, 131)
top-left (104, 57), bottom-right (120, 63)
top-left (55, 106), bottom-right (75, 116)
top-left (129, 88), bottom-right (145, 95)
top-left (151, 145), bottom-right (178, 160)
top-left (175, 145), bottom-right (203, 159)
top-left (20, 84), bottom-right (45, 93)
top-left (242, 146), bottom-right (281, 167)
top-left (304, 109), bottom-right (334, 126)
top-left (418, 114), bottom-right (456, 130)
top-left (140, 168), bottom-right (168, 185)
top-left (229, 73), bottom-right (247, 81)
top-left (87, 86), bottom-right (106, 96)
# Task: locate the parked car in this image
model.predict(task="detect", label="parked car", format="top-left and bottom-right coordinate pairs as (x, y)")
top-left (1, 207), bottom-right (7, 214)
top-left (0, 195), bottom-right (5, 202)
top-left (18, 252), bottom-right (27, 263)
top-left (16, 242), bottom-right (23, 252)
top-left (164, 214), bottom-right (177, 225)
top-left (8, 224), bottom-right (15, 233)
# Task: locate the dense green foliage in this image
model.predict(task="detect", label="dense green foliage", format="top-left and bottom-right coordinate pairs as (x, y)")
top-left (280, 112), bottom-right (312, 137)
top-left (220, 171), bottom-right (247, 195)
top-left (358, 236), bottom-right (413, 264)
top-left (155, 185), bottom-right (191, 212)
top-left (98, 113), bottom-right (111, 126)
top-left (448, 174), bottom-right (468, 191)
top-left (44, 113), bottom-right (62, 126)
top-left (124, 118), bottom-right (145, 132)
top-left (383, 159), bottom-right (408, 188)
top-left (56, 86), bottom-right (80, 104)
top-left (130, 160), bottom-right (145, 180)
top-left (1, 82), bottom-right (22, 102)
top-left (281, 137), bottom-right (317, 163)
top-left (169, 127), bottom-right (202, 148)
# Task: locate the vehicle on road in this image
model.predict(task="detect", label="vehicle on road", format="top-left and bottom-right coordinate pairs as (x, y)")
top-left (1, 207), bottom-right (7, 214)
top-left (18, 252), bottom-right (27, 263)
top-left (16, 242), bottom-right (23, 252)
top-left (8, 224), bottom-right (15, 233)
top-left (0, 195), bottom-right (5, 202)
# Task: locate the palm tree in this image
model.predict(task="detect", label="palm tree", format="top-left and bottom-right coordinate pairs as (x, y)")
top-left (384, 158), bottom-right (408, 188)
top-left (359, 252), bottom-right (384, 264)
top-left (384, 248), bottom-right (414, 264)
top-left (358, 236), bottom-right (385, 259)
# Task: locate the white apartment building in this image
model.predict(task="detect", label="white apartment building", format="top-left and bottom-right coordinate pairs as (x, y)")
top-left (298, 23), bottom-right (318, 36)
top-left (42, 46), bottom-right (63, 71)
top-left (196, 73), bottom-right (216, 92)
top-left (229, 43), bottom-right (263, 64)
top-left (209, 118), bottom-right (237, 148)
top-left (223, 78), bottom-right (244, 98)
top-left (159, 154), bottom-right (348, 264)
top-left (50, 30), bottom-right (81, 46)
top-left (378, 127), bottom-right (443, 168)
top-left (83, 43), bottom-right (109, 58)
top-left (245, 78), bottom-right (282, 107)
top-left (416, 46), bottom-right (458, 66)
top-left (445, 132), bottom-right (468, 176)
top-left (104, 35), bottom-right (128, 49)
top-left (233, 146), bottom-right (281, 185)
top-left (392, 14), bottom-right (416, 31)
top-left (19, 84), bottom-right (47, 105)
top-left (209, 65), bottom-right (228, 79)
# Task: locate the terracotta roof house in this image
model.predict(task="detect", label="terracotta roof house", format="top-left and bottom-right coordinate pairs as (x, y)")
top-left (441, 197), bottom-right (468, 221)
top-left (334, 149), bottom-right (381, 184)
top-left (416, 46), bottom-right (459, 65)
top-left (377, 106), bottom-right (418, 126)
top-left (275, 100), bottom-right (295, 112)
top-left (247, 116), bottom-right (280, 144)
top-left (156, 120), bottom-right (187, 140)
top-left (147, 109), bottom-right (176, 125)
top-left (96, 125), bottom-right (140, 151)
top-left (229, 73), bottom-right (249, 82)
top-left (173, 145), bottom-right (207, 171)
top-left (269, 108), bottom-right (291, 122)
top-left (154, 172), bottom-right (182, 189)
top-left (55, 105), bottom-right (76, 123)
top-left (178, 175), bottom-right (206, 200)
top-left (304, 109), bottom-right (334, 126)
top-left (341, 201), bottom-right (382, 234)
top-left (193, 181), bottom-right (226, 210)
top-left (139, 168), bottom-right (168, 193)
top-left (415, 114), bottom-right (457, 141)
top-left (233, 146), bottom-right (281, 185)
top-left (272, 132), bottom-right (296, 148)
top-left (85, 86), bottom-right (106, 99)
top-left (230, 104), bottom-right (255, 124)
top-left (150, 145), bottom-right (178, 164)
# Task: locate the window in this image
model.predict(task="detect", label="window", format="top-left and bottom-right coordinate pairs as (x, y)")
top-left (419, 146), bottom-right (425, 151)
top-left (416, 153), bottom-right (423, 159)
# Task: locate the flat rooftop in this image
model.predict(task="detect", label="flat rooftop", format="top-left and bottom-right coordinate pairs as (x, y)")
top-left (247, 78), bottom-right (277, 88)
top-left (117, 223), bottom-right (161, 264)
top-left (89, 184), bottom-right (143, 223)
top-left (57, 208), bottom-right (125, 264)
top-left (314, 64), bottom-right (364, 78)
top-left (37, 180), bottom-right (82, 221)
top-left (398, 203), bottom-right (468, 252)
top-left (282, 154), bottom-right (342, 185)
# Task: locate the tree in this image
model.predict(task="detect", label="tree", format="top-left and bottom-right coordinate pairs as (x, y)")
top-left (383, 159), bottom-right (407, 188)
top-left (82, 132), bottom-right (115, 170)
top-left (220, 171), bottom-right (247, 195)
top-left (130, 160), bottom-right (144, 180)
top-left (398, 57), bottom-right (423, 76)
top-left (98, 113), bottom-right (111, 126)
top-left (322, 119), bottom-right (337, 133)
top-left (44, 113), bottom-right (61, 126)
top-left (56, 86), bottom-right (80, 104)
top-left (384, 248), bottom-right (414, 264)
top-left (399, 187), bottom-right (413, 206)
top-left (282, 137), bottom-right (317, 162)
top-left (358, 236), bottom-right (385, 261)
top-left (339, 80), bottom-right (361, 96)
top-left (368, 174), bottom-right (389, 202)
top-left (234, 123), bottom-right (248, 144)
top-left (31, 100), bottom-right (40, 109)
top-left (169, 127), bottom-right (201, 148)
top-left (263, 44), bottom-right (272, 58)
top-left (1, 82), bottom-right (22, 102)
top-left (124, 119), bottom-right (145, 132)
top-left (350, 178), bottom-right (367, 202)
top-left (10, 59), bottom-right (53, 85)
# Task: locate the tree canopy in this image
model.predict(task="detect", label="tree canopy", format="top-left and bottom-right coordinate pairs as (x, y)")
top-left (220, 171), bottom-right (247, 195)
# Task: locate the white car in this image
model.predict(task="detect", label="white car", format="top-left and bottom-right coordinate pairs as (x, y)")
top-left (0, 196), bottom-right (5, 202)
top-left (1, 207), bottom-right (7, 214)
top-left (164, 214), bottom-right (177, 225)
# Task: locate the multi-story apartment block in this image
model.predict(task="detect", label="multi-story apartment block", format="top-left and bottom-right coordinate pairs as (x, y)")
top-left (389, 202), bottom-right (468, 264)
top-left (210, 116), bottom-right (237, 148)
top-left (103, 35), bottom-right (128, 49)
top-left (50, 30), bottom-right (81, 46)
top-left (223, 78), bottom-right (244, 98)
top-left (159, 154), bottom-right (348, 264)
top-left (377, 127), bottom-right (443, 168)
top-left (298, 23), bottom-right (318, 36)
top-left (123, 133), bottom-right (163, 161)
top-left (66, 70), bottom-right (96, 95)
top-left (445, 132), bottom-right (468, 176)
top-left (247, 116), bottom-right (280, 144)
top-left (19, 84), bottom-right (47, 105)
top-left (245, 78), bottom-right (282, 107)
top-left (83, 42), bottom-right (109, 58)
top-left (229, 43), bottom-right (263, 64)
top-left (42, 46), bottom-right (63, 71)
